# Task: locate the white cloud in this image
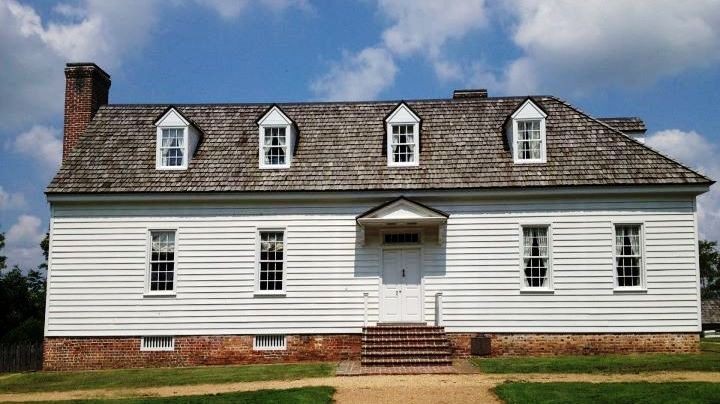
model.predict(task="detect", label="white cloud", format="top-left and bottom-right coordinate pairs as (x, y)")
top-left (487, 0), bottom-right (720, 94)
top-left (0, 186), bottom-right (26, 211)
top-left (1, 0), bottom-right (307, 132)
top-left (0, 0), bottom-right (160, 131)
top-left (311, 47), bottom-right (398, 101)
top-left (646, 129), bottom-right (720, 242)
top-left (195, 0), bottom-right (309, 19)
top-left (4, 214), bottom-right (45, 269)
top-left (379, 0), bottom-right (487, 58)
top-left (9, 125), bottom-right (63, 174)
top-left (312, 0), bottom-right (489, 100)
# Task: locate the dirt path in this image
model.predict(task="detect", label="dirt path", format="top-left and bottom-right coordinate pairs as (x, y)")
top-left (2, 372), bottom-right (720, 403)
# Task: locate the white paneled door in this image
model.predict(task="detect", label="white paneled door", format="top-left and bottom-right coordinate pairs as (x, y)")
top-left (380, 248), bottom-right (422, 323)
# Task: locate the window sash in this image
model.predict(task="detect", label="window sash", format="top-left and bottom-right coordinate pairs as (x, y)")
top-left (258, 231), bottom-right (284, 292)
top-left (615, 225), bottom-right (643, 288)
top-left (390, 124), bottom-right (416, 163)
top-left (263, 127), bottom-right (288, 166)
top-left (516, 120), bottom-right (542, 161)
top-left (522, 226), bottom-right (549, 288)
top-left (149, 231), bottom-right (175, 292)
top-left (159, 128), bottom-right (185, 167)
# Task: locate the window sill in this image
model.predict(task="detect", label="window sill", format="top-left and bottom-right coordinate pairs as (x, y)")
top-left (613, 288), bottom-right (647, 294)
top-left (520, 288), bottom-right (554, 294)
top-left (155, 166), bottom-right (188, 171)
top-left (253, 291), bottom-right (287, 297)
top-left (143, 292), bottom-right (177, 298)
top-left (513, 159), bottom-right (546, 165)
top-left (259, 165), bottom-right (291, 170)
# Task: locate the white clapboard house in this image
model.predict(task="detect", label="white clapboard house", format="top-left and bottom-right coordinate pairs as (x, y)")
top-left (43, 63), bottom-right (713, 370)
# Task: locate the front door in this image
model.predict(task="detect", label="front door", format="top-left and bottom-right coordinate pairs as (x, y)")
top-left (380, 248), bottom-right (422, 323)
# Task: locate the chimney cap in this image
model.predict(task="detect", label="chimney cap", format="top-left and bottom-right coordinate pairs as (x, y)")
top-left (65, 62), bottom-right (111, 81)
top-left (453, 89), bottom-right (488, 99)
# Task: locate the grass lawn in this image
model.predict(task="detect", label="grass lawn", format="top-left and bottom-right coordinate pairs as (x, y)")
top-left (472, 342), bottom-right (720, 374)
top-left (495, 382), bottom-right (720, 404)
top-left (472, 351), bottom-right (720, 374)
top-left (36, 386), bottom-right (335, 404)
top-left (0, 363), bottom-right (334, 394)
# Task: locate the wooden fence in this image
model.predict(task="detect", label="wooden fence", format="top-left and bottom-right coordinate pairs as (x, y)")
top-left (0, 342), bottom-right (43, 372)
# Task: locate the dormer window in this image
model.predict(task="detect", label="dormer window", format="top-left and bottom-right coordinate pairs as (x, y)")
top-left (154, 107), bottom-right (202, 171)
top-left (159, 128), bottom-right (186, 167)
top-left (385, 103), bottom-right (421, 167)
top-left (517, 120), bottom-right (542, 160)
top-left (262, 127), bottom-right (288, 166)
top-left (257, 105), bottom-right (296, 169)
top-left (507, 98), bottom-right (548, 164)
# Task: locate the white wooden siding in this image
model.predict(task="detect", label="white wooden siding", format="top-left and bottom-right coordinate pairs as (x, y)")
top-left (46, 195), bottom-right (701, 336)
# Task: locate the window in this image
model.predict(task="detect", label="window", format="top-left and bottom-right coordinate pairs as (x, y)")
top-left (148, 230), bottom-right (176, 293)
top-left (385, 103), bottom-right (421, 167)
top-left (159, 128), bottom-right (186, 168)
top-left (615, 224), bottom-right (643, 288)
top-left (253, 335), bottom-right (287, 351)
top-left (257, 106), bottom-right (294, 169)
top-left (509, 98), bottom-right (547, 163)
top-left (141, 336), bottom-right (175, 351)
top-left (517, 120), bottom-right (542, 160)
top-left (262, 127), bottom-right (287, 166)
top-left (522, 226), bottom-right (550, 289)
top-left (383, 232), bottom-right (420, 244)
top-left (258, 231), bottom-right (285, 292)
top-left (390, 124), bottom-right (416, 164)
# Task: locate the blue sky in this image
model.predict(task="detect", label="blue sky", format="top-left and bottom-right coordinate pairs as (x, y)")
top-left (1, 0), bottom-right (720, 269)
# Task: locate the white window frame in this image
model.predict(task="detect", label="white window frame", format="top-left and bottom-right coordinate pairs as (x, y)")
top-left (518, 223), bottom-right (553, 293)
top-left (510, 99), bottom-right (547, 164)
top-left (380, 228), bottom-right (423, 245)
top-left (385, 103), bottom-right (421, 167)
top-left (259, 125), bottom-right (291, 169)
top-left (156, 127), bottom-right (189, 170)
top-left (387, 123), bottom-right (420, 167)
top-left (255, 228), bottom-right (287, 296)
top-left (612, 222), bottom-right (646, 292)
top-left (145, 229), bottom-right (178, 297)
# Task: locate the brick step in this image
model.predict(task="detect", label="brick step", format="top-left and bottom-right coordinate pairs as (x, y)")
top-left (365, 325), bottom-right (442, 330)
top-left (363, 343), bottom-right (450, 350)
top-left (363, 330), bottom-right (447, 337)
top-left (362, 336), bottom-right (449, 343)
top-left (361, 357), bottom-right (453, 366)
top-left (362, 350), bottom-right (451, 357)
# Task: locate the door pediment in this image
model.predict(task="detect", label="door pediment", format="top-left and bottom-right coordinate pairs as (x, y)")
top-left (356, 197), bottom-right (448, 225)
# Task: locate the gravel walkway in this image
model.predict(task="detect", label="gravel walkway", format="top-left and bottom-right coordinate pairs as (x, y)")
top-left (2, 371), bottom-right (720, 403)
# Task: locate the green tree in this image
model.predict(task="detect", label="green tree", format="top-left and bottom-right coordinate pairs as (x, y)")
top-left (699, 240), bottom-right (720, 299)
top-left (0, 230), bottom-right (47, 342)
top-left (0, 231), bottom-right (5, 270)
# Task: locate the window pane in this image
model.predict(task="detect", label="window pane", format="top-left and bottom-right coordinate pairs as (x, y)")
top-left (390, 124), bottom-right (416, 163)
top-left (149, 231), bottom-right (175, 292)
top-left (523, 227), bottom-right (548, 288)
top-left (263, 127), bottom-right (288, 165)
top-left (615, 225), bottom-right (642, 287)
top-left (259, 231), bottom-right (284, 291)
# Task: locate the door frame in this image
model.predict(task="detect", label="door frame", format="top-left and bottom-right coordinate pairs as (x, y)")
top-left (379, 245), bottom-right (424, 323)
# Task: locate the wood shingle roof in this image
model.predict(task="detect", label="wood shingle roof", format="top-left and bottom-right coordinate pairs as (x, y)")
top-left (47, 96), bottom-right (712, 194)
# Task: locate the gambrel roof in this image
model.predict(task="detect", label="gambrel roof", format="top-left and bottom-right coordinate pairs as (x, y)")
top-left (47, 96), bottom-right (712, 194)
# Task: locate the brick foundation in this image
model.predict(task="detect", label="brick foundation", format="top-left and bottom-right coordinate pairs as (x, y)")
top-left (447, 333), bottom-right (699, 357)
top-left (43, 334), bottom-right (361, 371)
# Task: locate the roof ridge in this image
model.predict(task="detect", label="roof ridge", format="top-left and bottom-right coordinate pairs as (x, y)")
top-left (548, 96), bottom-right (714, 185)
top-left (101, 95), bottom-right (554, 108)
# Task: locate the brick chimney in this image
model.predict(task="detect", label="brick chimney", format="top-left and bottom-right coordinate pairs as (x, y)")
top-left (453, 89), bottom-right (488, 99)
top-left (63, 63), bottom-right (111, 162)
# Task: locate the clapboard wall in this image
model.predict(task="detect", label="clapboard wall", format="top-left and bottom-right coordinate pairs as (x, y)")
top-left (45, 193), bottom-right (701, 336)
